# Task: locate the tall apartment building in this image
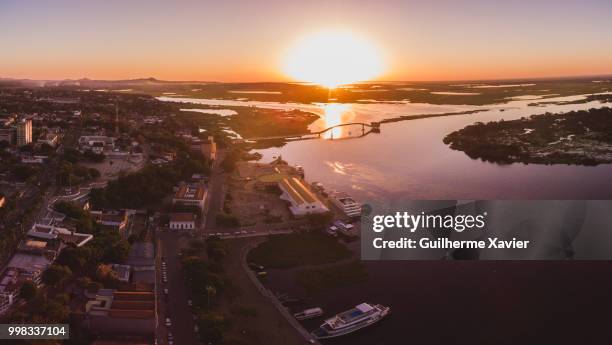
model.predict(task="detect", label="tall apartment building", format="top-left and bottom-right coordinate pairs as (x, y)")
top-left (16, 119), bottom-right (32, 146)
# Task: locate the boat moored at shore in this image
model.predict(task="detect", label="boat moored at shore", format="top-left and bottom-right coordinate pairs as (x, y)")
top-left (294, 307), bottom-right (324, 320)
top-left (311, 303), bottom-right (390, 339)
top-left (329, 191), bottom-right (362, 218)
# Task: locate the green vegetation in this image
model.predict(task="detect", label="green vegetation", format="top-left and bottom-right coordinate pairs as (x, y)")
top-left (216, 212), bottom-right (240, 228)
top-left (19, 281), bottom-right (38, 301)
top-left (247, 232), bottom-right (352, 269)
top-left (54, 201), bottom-right (96, 232)
top-left (180, 238), bottom-right (236, 344)
top-left (197, 311), bottom-right (227, 345)
top-left (56, 224), bottom-right (131, 274)
top-left (224, 108), bottom-right (319, 139)
top-left (133, 79), bottom-right (612, 106)
top-left (11, 164), bottom-right (40, 182)
top-left (221, 148), bottom-right (241, 173)
top-left (42, 264), bottom-right (72, 286)
top-left (297, 261), bottom-right (368, 295)
top-left (90, 154), bottom-right (208, 209)
top-left (57, 161), bottom-right (100, 186)
top-left (444, 107), bottom-right (612, 165)
top-left (62, 147), bottom-right (105, 164)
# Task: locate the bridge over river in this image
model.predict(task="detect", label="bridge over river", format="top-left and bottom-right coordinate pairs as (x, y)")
top-left (247, 109), bottom-right (487, 142)
top-left (249, 121), bottom-right (381, 142)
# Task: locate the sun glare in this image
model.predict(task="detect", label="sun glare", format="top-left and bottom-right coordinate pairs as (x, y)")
top-left (283, 30), bottom-right (384, 88)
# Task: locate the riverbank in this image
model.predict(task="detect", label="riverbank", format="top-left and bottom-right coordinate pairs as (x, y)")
top-left (219, 238), bottom-right (309, 345)
top-left (443, 107), bottom-right (612, 165)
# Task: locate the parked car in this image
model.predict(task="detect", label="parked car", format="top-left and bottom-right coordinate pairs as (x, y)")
top-left (248, 263), bottom-right (265, 272)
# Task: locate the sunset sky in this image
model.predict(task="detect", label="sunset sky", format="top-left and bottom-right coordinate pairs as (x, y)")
top-left (2, 0), bottom-right (611, 82)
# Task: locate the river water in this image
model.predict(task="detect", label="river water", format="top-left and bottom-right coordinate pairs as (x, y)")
top-left (159, 94), bottom-right (612, 201)
top-left (160, 94), bottom-right (612, 344)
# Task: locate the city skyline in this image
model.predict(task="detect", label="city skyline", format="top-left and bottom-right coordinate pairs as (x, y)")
top-left (2, 0), bottom-right (612, 82)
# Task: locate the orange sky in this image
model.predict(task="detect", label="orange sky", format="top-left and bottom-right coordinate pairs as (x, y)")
top-left (1, 0), bottom-right (611, 82)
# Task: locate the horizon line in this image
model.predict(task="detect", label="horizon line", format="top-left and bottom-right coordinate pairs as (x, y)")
top-left (1, 73), bottom-right (612, 85)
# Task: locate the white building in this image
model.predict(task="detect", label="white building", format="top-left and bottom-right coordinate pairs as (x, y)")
top-left (169, 213), bottom-right (196, 230)
top-left (329, 192), bottom-right (362, 218)
top-left (28, 223), bottom-right (94, 247)
top-left (279, 177), bottom-right (329, 217)
top-left (78, 135), bottom-right (115, 154)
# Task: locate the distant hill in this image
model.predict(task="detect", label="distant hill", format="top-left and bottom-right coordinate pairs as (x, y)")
top-left (0, 77), bottom-right (218, 89)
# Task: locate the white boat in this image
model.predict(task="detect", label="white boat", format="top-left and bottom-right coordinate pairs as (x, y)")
top-left (333, 220), bottom-right (356, 237)
top-left (329, 192), bottom-right (362, 218)
top-left (311, 303), bottom-right (390, 339)
top-left (326, 225), bottom-right (339, 237)
top-left (294, 307), bottom-right (324, 320)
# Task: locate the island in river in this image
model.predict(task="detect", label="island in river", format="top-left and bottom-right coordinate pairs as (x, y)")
top-left (443, 107), bottom-right (612, 165)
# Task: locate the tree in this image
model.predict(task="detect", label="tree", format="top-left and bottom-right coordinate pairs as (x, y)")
top-left (197, 311), bottom-right (226, 344)
top-left (86, 281), bottom-right (103, 294)
top-left (206, 239), bottom-right (228, 262)
top-left (42, 300), bottom-right (69, 322)
top-left (19, 281), bottom-right (38, 300)
top-left (42, 265), bottom-right (72, 286)
top-left (96, 264), bottom-right (120, 287)
top-left (101, 240), bottom-right (130, 263)
top-left (215, 213), bottom-right (239, 228)
top-left (206, 285), bottom-right (217, 309)
top-left (57, 246), bottom-right (91, 273)
top-left (12, 164), bottom-right (39, 181)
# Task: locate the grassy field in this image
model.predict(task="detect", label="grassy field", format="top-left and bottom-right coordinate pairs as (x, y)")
top-left (247, 232), bottom-right (352, 269)
top-left (296, 261), bottom-right (368, 295)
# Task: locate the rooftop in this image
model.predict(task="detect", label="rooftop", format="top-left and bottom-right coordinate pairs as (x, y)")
top-left (280, 177), bottom-right (318, 205)
top-left (174, 184), bottom-right (206, 201)
top-left (169, 212), bottom-right (196, 222)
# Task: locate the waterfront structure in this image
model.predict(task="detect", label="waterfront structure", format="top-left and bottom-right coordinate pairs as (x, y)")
top-left (16, 118), bottom-right (32, 146)
top-left (294, 307), bottom-right (324, 320)
top-left (169, 212), bottom-right (196, 230)
top-left (312, 303), bottom-right (391, 339)
top-left (172, 184), bottom-right (207, 211)
top-left (279, 177), bottom-right (329, 217)
top-left (329, 192), bottom-right (362, 218)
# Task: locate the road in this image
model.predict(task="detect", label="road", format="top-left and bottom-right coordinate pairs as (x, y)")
top-left (156, 231), bottom-right (198, 345)
top-left (203, 152), bottom-right (226, 232)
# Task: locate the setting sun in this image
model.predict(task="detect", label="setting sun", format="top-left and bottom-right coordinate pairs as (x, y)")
top-left (282, 30), bottom-right (384, 88)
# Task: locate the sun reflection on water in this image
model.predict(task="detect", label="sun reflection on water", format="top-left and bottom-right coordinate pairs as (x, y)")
top-left (317, 103), bottom-right (356, 139)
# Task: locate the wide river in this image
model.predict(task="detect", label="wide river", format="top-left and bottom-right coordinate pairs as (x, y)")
top-left (159, 94), bottom-right (612, 201)
top-left (160, 94), bottom-right (612, 344)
